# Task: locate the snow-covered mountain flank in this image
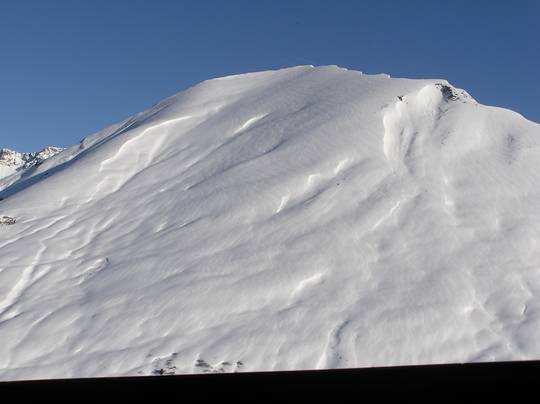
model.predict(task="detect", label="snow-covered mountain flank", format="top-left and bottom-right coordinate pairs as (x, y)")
top-left (0, 146), bottom-right (63, 181)
top-left (0, 65), bottom-right (539, 381)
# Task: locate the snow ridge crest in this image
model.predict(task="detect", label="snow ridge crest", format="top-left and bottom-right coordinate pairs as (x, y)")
top-left (0, 146), bottom-right (63, 172)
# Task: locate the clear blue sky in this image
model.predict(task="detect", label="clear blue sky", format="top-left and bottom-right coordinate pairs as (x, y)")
top-left (1, 0), bottom-right (538, 151)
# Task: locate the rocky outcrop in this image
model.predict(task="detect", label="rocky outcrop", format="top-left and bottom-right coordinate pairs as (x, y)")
top-left (0, 146), bottom-right (63, 180)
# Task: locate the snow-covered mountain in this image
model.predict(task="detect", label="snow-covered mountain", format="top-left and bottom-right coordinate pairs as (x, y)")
top-left (0, 65), bottom-right (539, 381)
top-left (0, 146), bottom-right (63, 181)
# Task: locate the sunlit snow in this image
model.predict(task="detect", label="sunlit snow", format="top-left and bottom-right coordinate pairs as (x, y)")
top-left (0, 65), bottom-right (539, 380)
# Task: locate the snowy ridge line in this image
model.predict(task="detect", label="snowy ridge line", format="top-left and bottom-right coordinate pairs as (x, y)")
top-left (0, 147), bottom-right (64, 184)
top-left (0, 65), bottom-right (540, 381)
top-left (0, 97), bottom-right (176, 199)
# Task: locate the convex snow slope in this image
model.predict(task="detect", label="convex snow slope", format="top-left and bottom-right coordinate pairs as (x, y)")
top-left (0, 65), bottom-right (540, 380)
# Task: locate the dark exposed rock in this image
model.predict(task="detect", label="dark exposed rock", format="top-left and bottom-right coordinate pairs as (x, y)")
top-left (0, 216), bottom-right (16, 225)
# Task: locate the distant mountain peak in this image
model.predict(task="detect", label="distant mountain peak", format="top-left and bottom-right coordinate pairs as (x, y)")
top-left (0, 146), bottom-right (63, 179)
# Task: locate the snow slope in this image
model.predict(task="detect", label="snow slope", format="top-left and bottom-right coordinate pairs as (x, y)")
top-left (0, 65), bottom-right (539, 381)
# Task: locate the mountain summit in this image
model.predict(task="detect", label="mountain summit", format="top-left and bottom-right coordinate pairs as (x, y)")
top-left (0, 66), bottom-right (539, 381)
top-left (0, 146), bottom-right (63, 181)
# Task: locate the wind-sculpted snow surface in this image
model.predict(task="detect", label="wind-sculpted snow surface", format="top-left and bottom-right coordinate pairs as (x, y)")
top-left (0, 65), bottom-right (539, 380)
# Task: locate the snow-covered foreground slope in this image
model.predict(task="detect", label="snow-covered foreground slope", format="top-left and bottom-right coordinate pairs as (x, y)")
top-left (1, 65), bottom-right (539, 381)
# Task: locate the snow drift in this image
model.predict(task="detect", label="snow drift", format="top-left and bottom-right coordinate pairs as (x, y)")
top-left (0, 65), bottom-right (539, 380)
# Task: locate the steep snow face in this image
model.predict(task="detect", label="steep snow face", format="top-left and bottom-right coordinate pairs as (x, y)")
top-left (0, 146), bottom-right (63, 181)
top-left (0, 65), bottom-right (540, 381)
